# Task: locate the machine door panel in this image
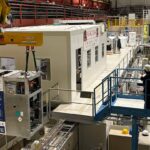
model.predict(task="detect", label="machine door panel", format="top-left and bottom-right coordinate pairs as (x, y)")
top-left (4, 94), bottom-right (30, 138)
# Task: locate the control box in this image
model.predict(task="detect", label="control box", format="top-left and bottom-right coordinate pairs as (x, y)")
top-left (3, 71), bottom-right (43, 138)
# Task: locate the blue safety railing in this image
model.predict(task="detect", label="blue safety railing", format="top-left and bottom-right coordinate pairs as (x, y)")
top-left (93, 68), bottom-right (150, 150)
top-left (93, 69), bottom-right (117, 115)
top-left (93, 68), bottom-right (146, 120)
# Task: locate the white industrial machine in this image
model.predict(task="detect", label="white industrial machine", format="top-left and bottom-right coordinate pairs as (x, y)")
top-left (54, 19), bottom-right (96, 25)
top-left (0, 69), bottom-right (43, 138)
top-left (107, 35), bottom-right (118, 53)
top-left (0, 25), bottom-right (107, 103)
top-left (129, 32), bottom-right (137, 47)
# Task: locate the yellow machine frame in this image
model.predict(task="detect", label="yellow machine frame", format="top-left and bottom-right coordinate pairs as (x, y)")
top-left (0, 31), bottom-right (43, 46)
top-left (0, 0), bottom-right (11, 24)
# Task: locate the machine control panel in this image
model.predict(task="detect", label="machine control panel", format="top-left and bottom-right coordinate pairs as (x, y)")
top-left (0, 69), bottom-right (43, 137)
top-left (3, 70), bottom-right (43, 138)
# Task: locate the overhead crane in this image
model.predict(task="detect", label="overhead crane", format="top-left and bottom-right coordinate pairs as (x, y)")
top-left (0, 0), bottom-right (43, 72)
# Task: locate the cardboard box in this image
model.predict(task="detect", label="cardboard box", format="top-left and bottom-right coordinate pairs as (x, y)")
top-left (109, 129), bottom-right (131, 150)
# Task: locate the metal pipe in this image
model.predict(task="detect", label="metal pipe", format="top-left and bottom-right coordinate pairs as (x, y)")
top-left (132, 117), bottom-right (139, 150)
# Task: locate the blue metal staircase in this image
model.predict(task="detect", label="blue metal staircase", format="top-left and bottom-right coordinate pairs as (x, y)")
top-left (94, 104), bottom-right (110, 121)
top-left (93, 68), bottom-right (150, 150)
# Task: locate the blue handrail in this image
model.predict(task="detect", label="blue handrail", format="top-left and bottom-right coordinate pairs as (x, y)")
top-left (93, 68), bottom-right (145, 117)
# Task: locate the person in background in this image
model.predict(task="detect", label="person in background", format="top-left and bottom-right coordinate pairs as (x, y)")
top-left (141, 64), bottom-right (150, 109)
top-left (117, 37), bottom-right (121, 53)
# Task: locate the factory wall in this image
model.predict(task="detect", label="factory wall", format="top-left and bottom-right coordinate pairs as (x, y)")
top-left (111, 0), bottom-right (150, 8)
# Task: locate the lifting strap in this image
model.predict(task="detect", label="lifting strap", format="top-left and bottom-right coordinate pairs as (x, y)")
top-left (31, 46), bottom-right (38, 72)
top-left (25, 46), bottom-right (38, 74)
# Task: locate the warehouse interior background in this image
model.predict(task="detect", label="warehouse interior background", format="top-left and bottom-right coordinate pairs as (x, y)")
top-left (0, 0), bottom-right (150, 150)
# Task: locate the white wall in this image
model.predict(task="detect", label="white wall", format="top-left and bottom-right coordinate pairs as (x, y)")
top-left (70, 31), bottom-right (83, 92)
top-left (70, 26), bottom-right (107, 92)
top-left (111, 0), bottom-right (150, 8)
top-left (0, 32), bottom-right (71, 102)
top-left (82, 28), bottom-right (107, 91)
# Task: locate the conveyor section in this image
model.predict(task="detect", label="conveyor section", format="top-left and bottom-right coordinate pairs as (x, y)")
top-left (22, 120), bottom-right (76, 150)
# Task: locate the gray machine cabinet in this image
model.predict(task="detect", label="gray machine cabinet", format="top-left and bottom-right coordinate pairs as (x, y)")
top-left (3, 71), bottom-right (43, 138)
top-left (5, 94), bottom-right (30, 138)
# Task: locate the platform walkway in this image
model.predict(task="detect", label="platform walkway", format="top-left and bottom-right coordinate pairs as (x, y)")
top-left (52, 47), bottom-right (135, 123)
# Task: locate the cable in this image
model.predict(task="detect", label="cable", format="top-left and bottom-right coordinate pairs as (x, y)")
top-left (25, 46), bottom-right (30, 74)
top-left (31, 46), bottom-right (38, 72)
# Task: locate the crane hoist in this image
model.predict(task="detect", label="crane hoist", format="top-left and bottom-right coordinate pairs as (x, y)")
top-left (0, 0), bottom-right (11, 24)
top-left (0, 30), bottom-right (43, 72)
top-left (0, 0), bottom-right (43, 73)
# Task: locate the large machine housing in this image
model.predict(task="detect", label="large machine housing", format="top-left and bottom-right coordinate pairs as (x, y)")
top-left (2, 70), bottom-right (43, 138)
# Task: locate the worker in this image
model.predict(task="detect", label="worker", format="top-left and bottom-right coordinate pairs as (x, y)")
top-left (117, 37), bottom-right (121, 53)
top-left (141, 64), bottom-right (150, 109)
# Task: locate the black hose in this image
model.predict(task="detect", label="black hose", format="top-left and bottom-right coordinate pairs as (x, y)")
top-left (25, 49), bottom-right (29, 73)
top-left (32, 50), bottom-right (38, 72)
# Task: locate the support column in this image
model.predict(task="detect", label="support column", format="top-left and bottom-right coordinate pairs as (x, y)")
top-left (132, 117), bottom-right (139, 150)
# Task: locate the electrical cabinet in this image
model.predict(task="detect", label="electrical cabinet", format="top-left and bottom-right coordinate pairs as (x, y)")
top-left (3, 71), bottom-right (43, 138)
top-left (36, 58), bottom-right (50, 80)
